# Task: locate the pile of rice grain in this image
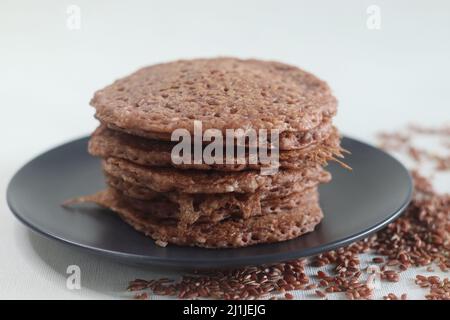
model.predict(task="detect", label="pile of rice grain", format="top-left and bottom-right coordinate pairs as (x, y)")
top-left (128, 124), bottom-right (450, 300)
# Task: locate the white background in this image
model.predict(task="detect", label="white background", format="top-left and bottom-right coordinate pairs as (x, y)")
top-left (0, 0), bottom-right (449, 299)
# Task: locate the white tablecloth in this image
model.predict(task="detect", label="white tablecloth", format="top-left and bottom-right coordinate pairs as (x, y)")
top-left (1, 0), bottom-right (449, 299)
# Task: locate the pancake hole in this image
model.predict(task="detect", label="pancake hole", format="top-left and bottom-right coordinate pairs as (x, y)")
top-left (251, 234), bottom-right (260, 241)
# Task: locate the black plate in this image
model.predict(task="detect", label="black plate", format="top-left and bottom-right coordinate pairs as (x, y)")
top-left (7, 136), bottom-right (412, 268)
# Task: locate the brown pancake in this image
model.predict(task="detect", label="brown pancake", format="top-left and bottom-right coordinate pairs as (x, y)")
top-left (105, 172), bottom-right (322, 201)
top-left (75, 188), bottom-right (324, 248)
top-left (102, 157), bottom-right (331, 194)
top-left (89, 124), bottom-right (342, 171)
top-left (103, 116), bottom-right (335, 151)
top-left (104, 173), bottom-right (321, 226)
top-left (91, 58), bottom-right (337, 150)
top-left (116, 187), bottom-right (319, 226)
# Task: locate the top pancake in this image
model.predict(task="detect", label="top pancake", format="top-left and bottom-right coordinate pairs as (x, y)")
top-left (91, 58), bottom-right (337, 146)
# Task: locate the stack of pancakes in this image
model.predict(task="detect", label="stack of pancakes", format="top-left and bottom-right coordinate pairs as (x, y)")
top-left (77, 58), bottom-right (344, 248)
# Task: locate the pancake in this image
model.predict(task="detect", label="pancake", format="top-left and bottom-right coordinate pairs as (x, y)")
top-left (76, 188), bottom-right (324, 248)
top-left (115, 187), bottom-right (319, 227)
top-left (89, 124), bottom-right (342, 171)
top-left (102, 157), bottom-right (331, 194)
top-left (103, 116), bottom-right (335, 151)
top-left (91, 58), bottom-right (337, 150)
top-left (67, 57), bottom-right (343, 248)
top-left (105, 173), bottom-right (322, 202)
top-left (103, 173), bottom-right (319, 226)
